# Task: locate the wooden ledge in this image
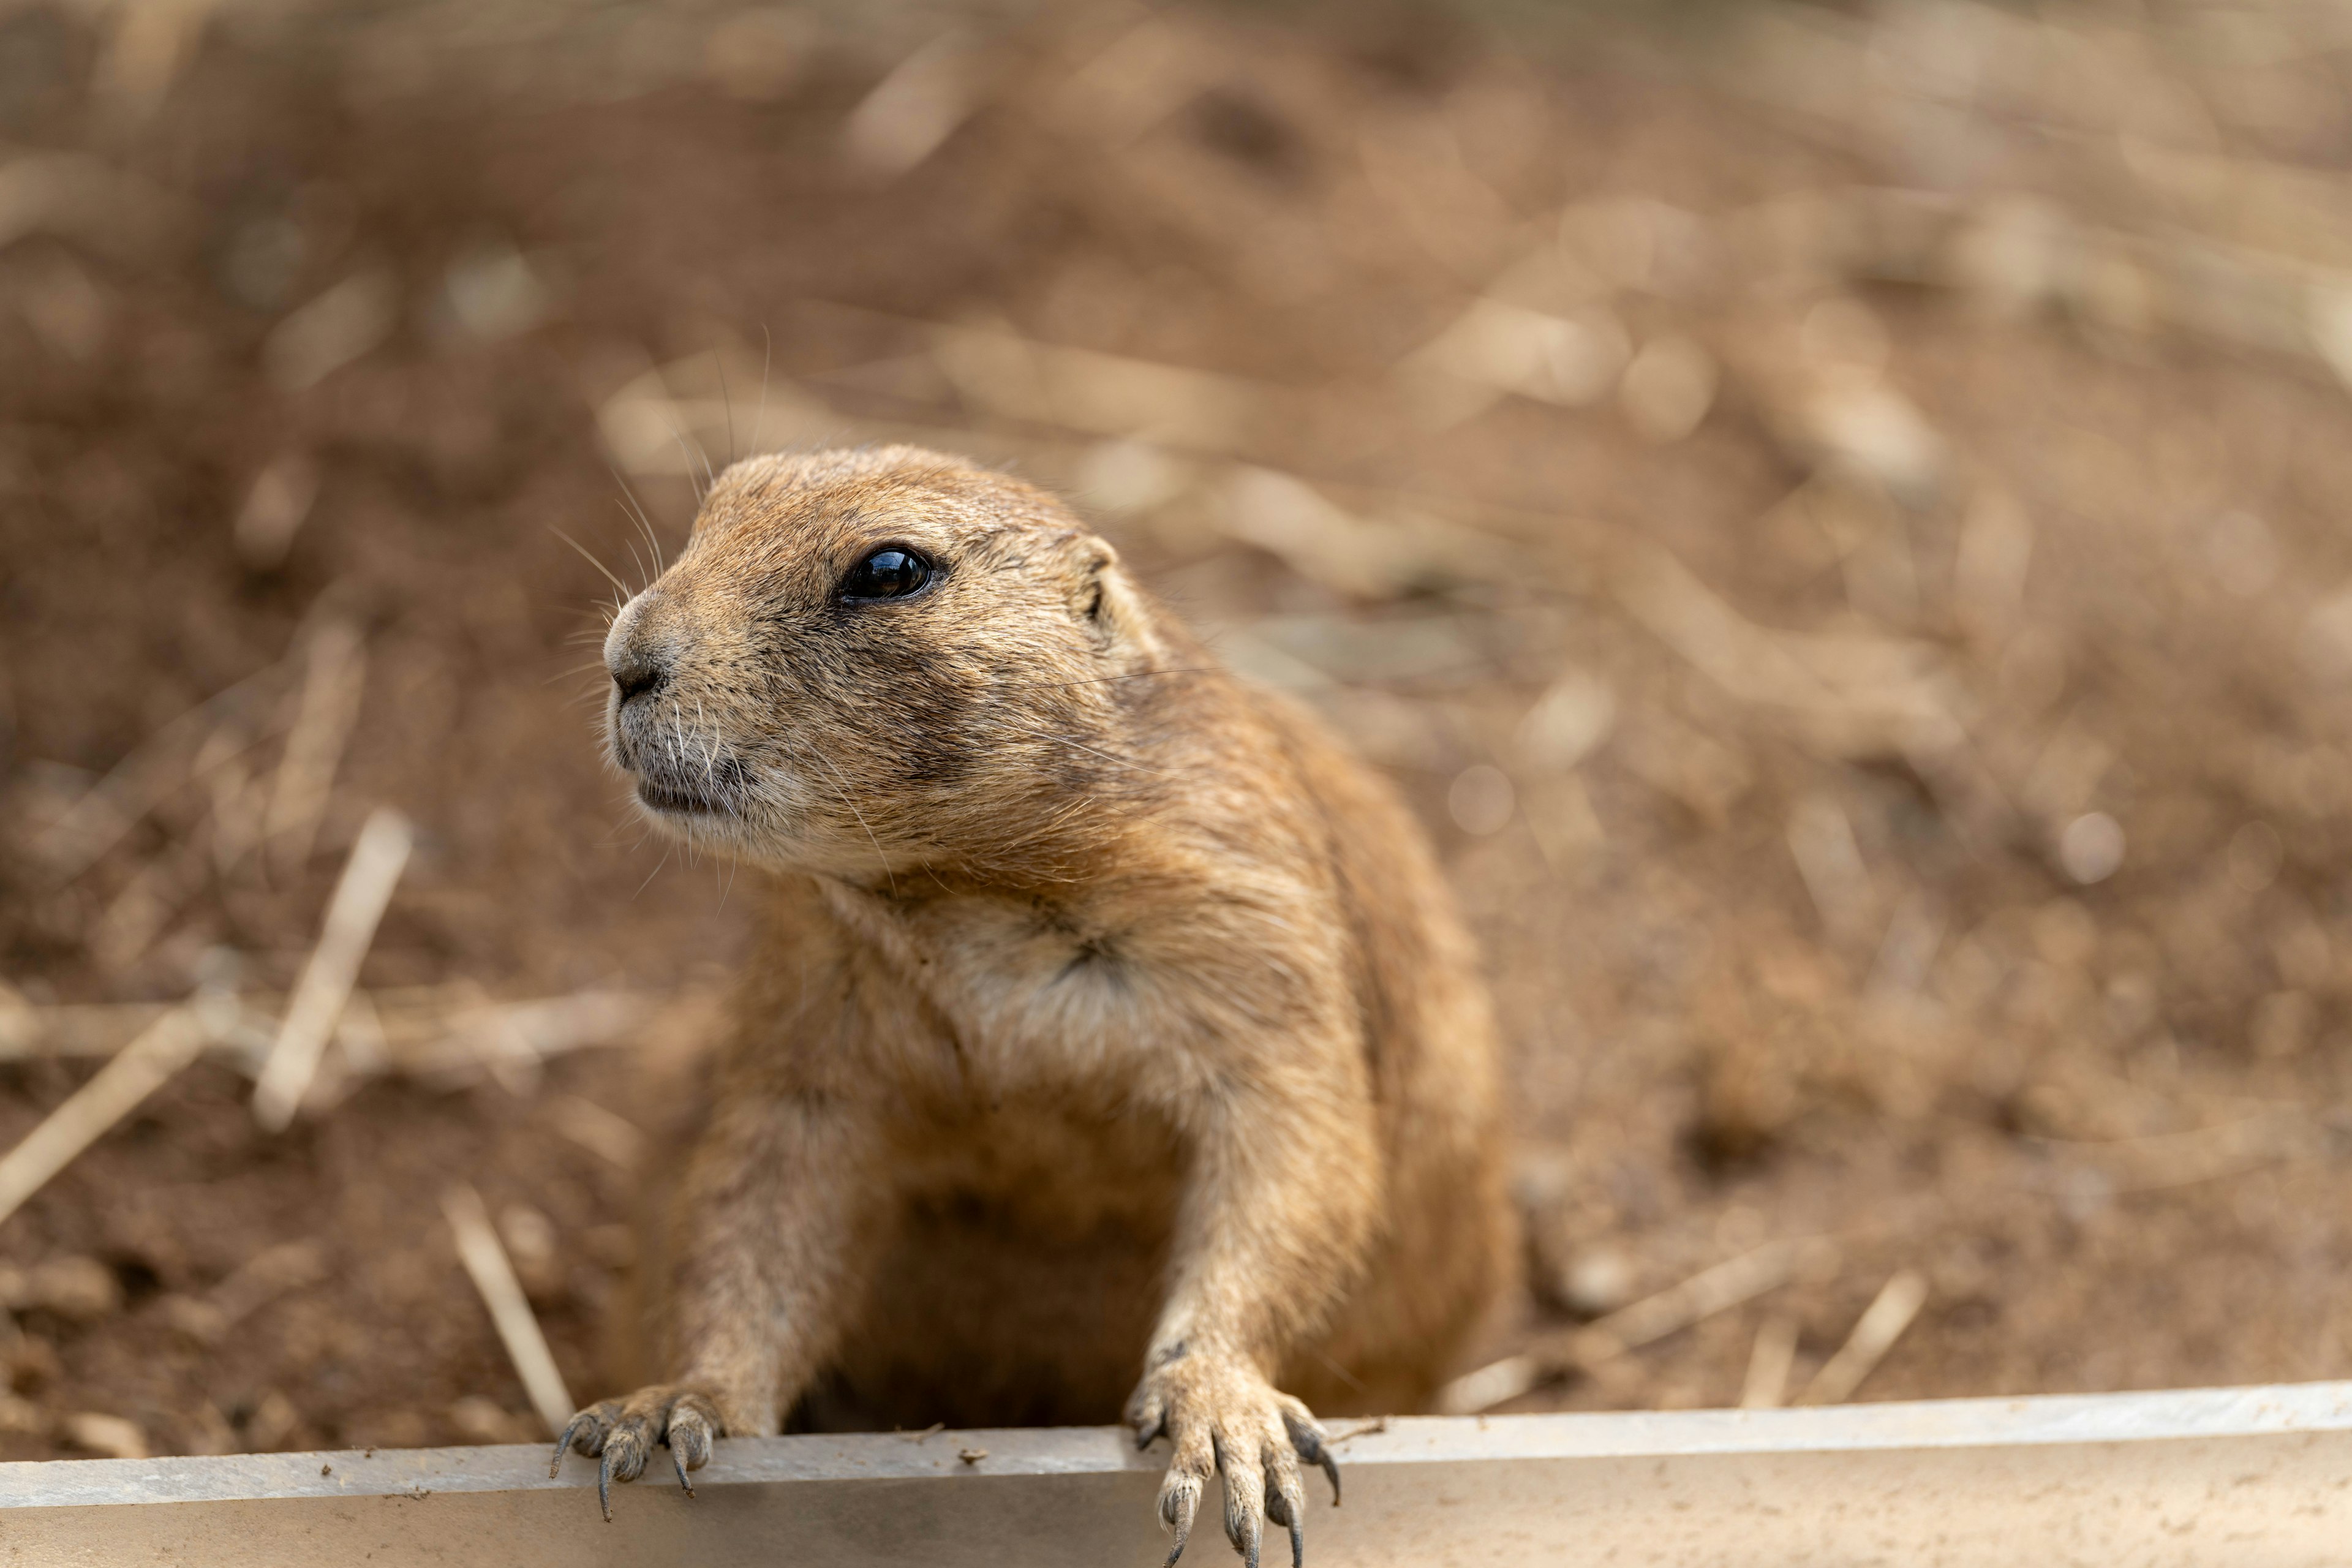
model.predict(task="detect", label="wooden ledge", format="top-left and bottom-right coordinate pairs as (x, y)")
top-left (1, 1381), bottom-right (2347, 1564)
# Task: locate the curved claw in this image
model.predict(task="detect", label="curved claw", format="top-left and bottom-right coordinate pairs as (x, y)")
top-left (1266, 1479), bottom-right (1304, 1568)
top-left (595, 1447), bottom-right (616, 1523)
top-left (549, 1411), bottom-right (600, 1479)
top-left (1163, 1482), bottom-right (1197, 1567)
top-left (1219, 1439), bottom-right (1264, 1568)
top-left (671, 1443), bottom-right (696, 1498)
top-left (1129, 1384), bottom-right (1169, 1453)
top-left (1289, 1427), bottom-right (1340, 1506)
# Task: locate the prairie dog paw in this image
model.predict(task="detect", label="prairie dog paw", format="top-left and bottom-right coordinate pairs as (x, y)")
top-left (549, 1385), bottom-right (722, 1521)
top-left (1125, 1351), bottom-right (1339, 1568)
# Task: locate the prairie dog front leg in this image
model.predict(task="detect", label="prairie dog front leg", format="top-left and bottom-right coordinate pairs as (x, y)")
top-left (554, 1088), bottom-right (888, 1518)
top-left (1128, 1071), bottom-right (1381, 1568)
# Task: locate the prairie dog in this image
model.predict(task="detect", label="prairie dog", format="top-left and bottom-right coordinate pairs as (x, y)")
top-left (553, 446), bottom-right (1507, 1566)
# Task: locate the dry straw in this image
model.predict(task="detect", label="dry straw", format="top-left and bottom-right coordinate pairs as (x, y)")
top-left (0, 1007), bottom-right (215, 1230)
top-left (1801, 1269), bottom-right (1928, 1407)
top-left (442, 1183), bottom-right (573, 1438)
top-left (252, 807), bottom-right (412, 1131)
top-left (1438, 1236), bottom-right (1839, 1414)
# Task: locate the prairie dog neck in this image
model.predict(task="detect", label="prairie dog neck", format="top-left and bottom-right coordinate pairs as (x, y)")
top-left (812, 858), bottom-right (1238, 1108)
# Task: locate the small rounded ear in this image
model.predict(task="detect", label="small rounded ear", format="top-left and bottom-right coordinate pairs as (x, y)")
top-left (1067, 538), bottom-right (1163, 662)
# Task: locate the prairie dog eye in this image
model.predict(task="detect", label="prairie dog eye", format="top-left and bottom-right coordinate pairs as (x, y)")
top-left (840, 547), bottom-right (933, 601)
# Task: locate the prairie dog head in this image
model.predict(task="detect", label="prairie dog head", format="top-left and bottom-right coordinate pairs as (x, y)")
top-left (601, 446), bottom-right (1173, 883)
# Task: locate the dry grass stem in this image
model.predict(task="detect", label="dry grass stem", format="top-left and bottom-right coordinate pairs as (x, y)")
top-left (0, 987), bottom-right (658, 1115)
top-left (1438, 1237), bottom-right (1835, 1413)
top-left (251, 808), bottom-right (413, 1131)
top-left (1576, 1237), bottom-right (1832, 1361)
top-left (1801, 1269), bottom-right (1928, 1407)
top-left (926, 319), bottom-right (1268, 456)
top-left (165, 1238), bottom-right (334, 1346)
top-left (211, 1240), bottom-right (331, 1326)
top-left (263, 620), bottom-right (368, 870)
top-left (89, 832), bottom-right (218, 972)
top-left (375, 989), bottom-right (656, 1086)
top-left (59, 1411), bottom-right (146, 1460)
top-left (203, 747), bottom-right (273, 877)
top-left (1431, 1353), bottom-right (1542, 1417)
top-left (0, 1007), bottom-right (213, 1229)
top-left (1610, 541), bottom-right (1958, 754)
top-left (1739, 1312), bottom-right (1801, 1411)
top-left (548, 1095), bottom-right (645, 1169)
top-left (40, 661), bottom-right (288, 880)
top-left (2035, 1114), bottom-right (2326, 1197)
top-left (460, 997), bottom-right (544, 1099)
top-left (441, 1182), bottom-right (573, 1437)
top-left (0, 999), bottom-right (178, 1058)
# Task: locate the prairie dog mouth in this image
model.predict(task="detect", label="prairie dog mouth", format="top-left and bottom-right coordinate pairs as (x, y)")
top-left (635, 776), bottom-right (726, 816)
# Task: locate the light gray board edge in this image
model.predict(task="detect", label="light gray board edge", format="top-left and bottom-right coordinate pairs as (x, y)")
top-left (2, 1378), bottom-right (2348, 1509)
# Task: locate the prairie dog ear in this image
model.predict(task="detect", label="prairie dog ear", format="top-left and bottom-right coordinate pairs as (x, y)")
top-left (1067, 537), bottom-right (1163, 662)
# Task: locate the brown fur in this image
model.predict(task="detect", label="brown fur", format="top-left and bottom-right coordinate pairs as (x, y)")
top-left (560, 446), bottom-right (1508, 1561)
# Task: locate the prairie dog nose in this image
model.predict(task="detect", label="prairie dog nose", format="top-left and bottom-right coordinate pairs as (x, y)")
top-left (604, 593), bottom-right (673, 704)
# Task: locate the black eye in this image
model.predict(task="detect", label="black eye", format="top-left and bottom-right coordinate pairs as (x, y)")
top-left (840, 547), bottom-right (933, 602)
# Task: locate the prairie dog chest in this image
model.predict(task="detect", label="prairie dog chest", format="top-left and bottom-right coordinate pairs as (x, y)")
top-left (880, 891), bottom-right (1168, 1091)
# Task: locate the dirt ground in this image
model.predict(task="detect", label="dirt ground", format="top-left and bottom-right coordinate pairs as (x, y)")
top-left (8, 0), bottom-right (2352, 1461)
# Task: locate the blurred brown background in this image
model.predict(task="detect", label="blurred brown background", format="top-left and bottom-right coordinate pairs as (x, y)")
top-left (6, 0), bottom-right (2352, 1461)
